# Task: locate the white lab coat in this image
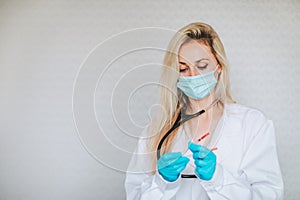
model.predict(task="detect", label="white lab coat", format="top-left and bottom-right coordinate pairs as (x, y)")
top-left (125, 103), bottom-right (284, 199)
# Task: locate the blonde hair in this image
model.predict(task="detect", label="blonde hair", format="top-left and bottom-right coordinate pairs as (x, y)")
top-left (146, 22), bottom-right (236, 174)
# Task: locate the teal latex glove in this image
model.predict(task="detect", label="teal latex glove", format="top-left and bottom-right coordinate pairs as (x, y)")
top-left (157, 152), bottom-right (190, 182)
top-left (188, 141), bottom-right (216, 180)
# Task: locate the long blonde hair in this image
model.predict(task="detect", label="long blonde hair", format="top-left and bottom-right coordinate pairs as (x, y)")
top-left (146, 22), bottom-right (236, 174)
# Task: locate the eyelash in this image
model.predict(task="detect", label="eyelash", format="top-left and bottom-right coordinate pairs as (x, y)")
top-left (180, 65), bottom-right (208, 72)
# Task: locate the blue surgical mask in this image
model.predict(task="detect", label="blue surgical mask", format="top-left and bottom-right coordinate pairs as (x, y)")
top-left (177, 65), bottom-right (219, 100)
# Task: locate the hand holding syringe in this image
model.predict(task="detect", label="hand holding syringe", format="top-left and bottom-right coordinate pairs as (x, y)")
top-left (188, 132), bottom-right (218, 180)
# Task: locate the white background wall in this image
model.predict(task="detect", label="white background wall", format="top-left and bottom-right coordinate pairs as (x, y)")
top-left (0, 0), bottom-right (299, 199)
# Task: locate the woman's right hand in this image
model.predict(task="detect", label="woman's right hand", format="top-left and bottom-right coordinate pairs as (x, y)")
top-left (157, 152), bottom-right (190, 182)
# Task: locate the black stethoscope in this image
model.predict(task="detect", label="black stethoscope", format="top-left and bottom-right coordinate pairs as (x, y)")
top-left (156, 98), bottom-right (220, 178)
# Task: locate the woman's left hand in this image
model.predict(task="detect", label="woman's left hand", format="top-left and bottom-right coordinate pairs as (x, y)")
top-left (188, 141), bottom-right (217, 181)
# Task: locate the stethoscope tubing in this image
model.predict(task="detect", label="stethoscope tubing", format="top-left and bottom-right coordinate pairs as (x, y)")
top-left (156, 98), bottom-right (220, 179)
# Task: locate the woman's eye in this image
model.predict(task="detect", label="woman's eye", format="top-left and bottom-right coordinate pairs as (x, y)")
top-left (197, 65), bottom-right (208, 70)
top-left (180, 68), bottom-right (187, 72)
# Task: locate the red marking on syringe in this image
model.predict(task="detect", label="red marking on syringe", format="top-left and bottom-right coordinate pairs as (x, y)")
top-left (198, 132), bottom-right (210, 142)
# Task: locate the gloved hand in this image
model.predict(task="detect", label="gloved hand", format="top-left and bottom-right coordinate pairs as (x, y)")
top-left (157, 152), bottom-right (190, 182)
top-left (188, 141), bottom-right (216, 180)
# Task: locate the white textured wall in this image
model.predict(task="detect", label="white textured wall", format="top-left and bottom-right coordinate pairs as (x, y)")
top-left (0, 0), bottom-right (299, 199)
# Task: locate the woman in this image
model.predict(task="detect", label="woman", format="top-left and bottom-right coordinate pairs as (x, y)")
top-left (125, 22), bottom-right (284, 199)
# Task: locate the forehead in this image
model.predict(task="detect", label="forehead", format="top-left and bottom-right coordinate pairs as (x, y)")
top-left (178, 41), bottom-right (213, 62)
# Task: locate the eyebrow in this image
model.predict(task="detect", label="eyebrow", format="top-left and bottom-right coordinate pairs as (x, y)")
top-left (179, 58), bottom-right (209, 65)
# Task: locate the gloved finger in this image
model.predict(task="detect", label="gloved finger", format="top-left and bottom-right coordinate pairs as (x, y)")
top-left (195, 166), bottom-right (215, 180)
top-left (194, 157), bottom-right (216, 167)
top-left (202, 151), bottom-right (216, 162)
top-left (165, 174), bottom-right (179, 182)
top-left (192, 151), bottom-right (210, 159)
top-left (175, 164), bottom-right (188, 173)
top-left (161, 165), bottom-right (185, 176)
top-left (161, 168), bottom-right (180, 176)
top-left (195, 165), bottom-right (206, 174)
top-left (195, 167), bottom-right (205, 179)
top-left (173, 156), bottom-right (190, 165)
top-left (172, 157), bottom-right (190, 169)
top-left (195, 165), bottom-right (212, 176)
top-left (158, 152), bottom-right (182, 168)
top-left (161, 152), bottom-right (182, 160)
top-left (159, 170), bottom-right (179, 182)
top-left (207, 151), bottom-right (217, 161)
top-left (188, 142), bottom-right (210, 154)
top-left (193, 150), bottom-right (215, 159)
top-left (194, 159), bottom-right (207, 167)
top-left (158, 156), bottom-right (188, 171)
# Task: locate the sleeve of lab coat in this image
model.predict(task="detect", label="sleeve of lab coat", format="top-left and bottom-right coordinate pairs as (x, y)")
top-left (196, 115), bottom-right (284, 199)
top-left (124, 133), bottom-right (182, 200)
